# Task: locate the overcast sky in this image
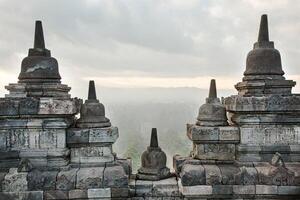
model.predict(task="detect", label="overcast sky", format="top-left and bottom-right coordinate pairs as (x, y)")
top-left (0, 0), bottom-right (300, 99)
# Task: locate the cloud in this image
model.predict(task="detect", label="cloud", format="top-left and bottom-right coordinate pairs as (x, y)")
top-left (0, 0), bottom-right (300, 98)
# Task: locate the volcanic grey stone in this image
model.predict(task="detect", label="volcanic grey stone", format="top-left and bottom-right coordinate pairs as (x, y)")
top-left (235, 166), bottom-right (258, 185)
top-left (196, 79), bottom-right (227, 126)
top-left (135, 180), bottom-right (153, 197)
top-left (255, 185), bottom-right (277, 195)
top-left (44, 190), bottom-right (69, 199)
top-left (232, 15), bottom-right (296, 96)
top-left (137, 128), bottom-right (171, 181)
top-left (218, 164), bottom-right (240, 185)
top-left (111, 187), bottom-right (129, 198)
top-left (56, 168), bottom-right (78, 191)
top-left (19, 98), bottom-right (39, 115)
top-left (202, 165), bottom-right (221, 185)
top-left (232, 185), bottom-right (255, 195)
top-left (76, 80), bottom-right (111, 128)
top-left (27, 169), bottom-right (58, 191)
top-left (255, 160), bottom-right (295, 186)
top-left (178, 182), bottom-right (212, 196)
top-left (212, 185), bottom-right (233, 195)
top-left (115, 158), bottom-right (132, 175)
top-left (2, 168), bottom-right (28, 192)
top-left (18, 21), bottom-right (61, 83)
top-left (68, 189), bottom-right (87, 199)
top-left (67, 126), bottom-right (119, 146)
top-left (17, 159), bottom-right (33, 172)
top-left (244, 15), bottom-right (284, 78)
top-left (0, 191), bottom-right (43, 200)
top-left (278, 186), bottom-right (300, 195)
top-left (191, 143), bottom-right (235, 161)
top-left (103, 165), bottom-right (128, 187)
top-left (0, 99), bottom-right (18, 116)
top-left (179, 164), bottom-right (205, 186)
top-left (172, 155), bottom-right (192, 174)
top-left (152, 177), bottom-right (180, 197)
top-left (76, 167), bottom-right (104, 189)
top-left (87, 188), bottom-right (111, 198)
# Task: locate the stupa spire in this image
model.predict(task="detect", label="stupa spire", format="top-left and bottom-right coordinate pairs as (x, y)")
top-left (150, 128), bottom-right (158, 148)
top-left (257, 14), bottom-right (269, 43)
top-left (34, 20), bottom-right (45, 49)
top-left (208, 79), bottom-right (217, 99)
top-left (88, 80), bottom-right (97, 100)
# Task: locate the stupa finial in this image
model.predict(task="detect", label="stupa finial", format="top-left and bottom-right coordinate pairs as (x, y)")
top-left (34, 20), bottom-right (45, 49)
top-left (258, 14), bottom-right (269, 43)
top-left (150, 128), bottom-right (158, 148)
top-left (88, 80), bottom-right (97, 100)
top-left (208, 79), bottom-right (217, 99)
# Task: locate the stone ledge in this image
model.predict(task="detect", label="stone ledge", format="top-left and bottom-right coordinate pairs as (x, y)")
top-left (174, 156), bottom-right (300, 186)
top-left (0, 97), bottom-right (81, 116)
top-left (178, 181), bottom-right (300, 198)
top-left (187, 124), bottom-right (240, 143)
top-left (67, 126), bottom-right (119, 146)
top-left (225, 94), bottom-right (300, 112)
top-left (0, 191), bottom-right (43, 200)
top-left (87, 188), bottom-right (111, 198)
top-left (133, 177), bottom-right (181, 198)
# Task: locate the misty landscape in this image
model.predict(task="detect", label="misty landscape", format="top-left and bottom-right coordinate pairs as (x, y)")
top-left (92, 87), bottom-right (235, 172)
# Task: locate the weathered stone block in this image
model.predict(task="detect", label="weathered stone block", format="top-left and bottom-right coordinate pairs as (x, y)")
top-left (172, 155), bottom-right (192, 174)
top-left (203, 165), bottom-right (221, 185)
top-left (103, 165), bottom-right (128, 187)
top-left (68, 189), bottom-right (88, 199)
top-left (240, 126), bottom-right (300, 145)
top-left (76, 167), bottom-right (104, 189)
top-left (0, 191), bottom-right (43, 200)
top-left (38, 98), bottom-right (79, 115)
top-left (2, 168), bottom-right (27, 192)
top-left (256, 163), bottom-right (295, 185)
top-left (67, 126), bottom-right (119, 147)
top-left (278, 186), bottom-right (300, 195)
top-left (212, 185), bottom-right (233, 195)
top-left (218, 165), bottom-right (240, 185)
top-left (56, 168), bottom-right (78, 191)
top-left (19, 98), bottom-right (39, 115)
top-left (219, 126), bottom-right (240, 141)
top-left (70, 146), bottom-right (114, 164)
top-left (0, 99), bottom-right (18, 116)
top-left (152, 177), bottom-right (180, 197)
top-left (27, 169), bottom-right (58, 191)
top-left (192, 143), bottom-right (235, 161)
top-left (187, 125), bottom-right (219, 142)
top-left (87, 188), bottom-right (111, 198)
top-left (187, 125), bottom-right (240, 144)
top-left (178, 180), bottom-right (212, 196)
top-left (255, 185), bottom-right (277, 194)
top-left (235, 166), bottom-right (258, 185)
top-left (111, 187), bottom-right (129, 198)
top-left (135, 180), bottom-right (153, 197)
top-left (232, 185), bottom-right (255, 195)
top-left (115, 158), bottom-right (132, 175)
top-left (44, 190), bottom-right (68, 199)
top-left (179, 164), bottom-right (205, 186)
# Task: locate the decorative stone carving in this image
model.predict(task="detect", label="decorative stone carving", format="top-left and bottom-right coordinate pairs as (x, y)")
top-left (137, 128), bottom-right (171, 181)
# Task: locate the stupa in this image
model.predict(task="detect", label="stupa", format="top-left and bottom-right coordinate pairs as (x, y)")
top-left (137, 128), bottom-right (171, 180)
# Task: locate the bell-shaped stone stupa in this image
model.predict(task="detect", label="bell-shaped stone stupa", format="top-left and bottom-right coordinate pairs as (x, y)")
top-left (137, 128), bottom-right (171, 181)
